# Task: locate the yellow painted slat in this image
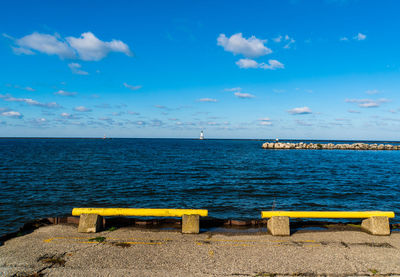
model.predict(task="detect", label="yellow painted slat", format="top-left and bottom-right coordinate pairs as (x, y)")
top-left (261, 211), bottom-right (395, 219)
top-left (72, 208), bottom-right (208, 217)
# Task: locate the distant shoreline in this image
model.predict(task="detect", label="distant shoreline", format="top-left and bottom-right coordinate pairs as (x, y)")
top-left (0, 137), bottom-right (400, 143)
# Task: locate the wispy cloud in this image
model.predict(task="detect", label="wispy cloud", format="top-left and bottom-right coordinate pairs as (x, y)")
top-left (31, 117), bottom-right (47, 126)
top-left (283, 35), bottom-right (295, 49)
top-left (68, 63), bottom-right (88, 75)
top-left (353, 32), bottom-right (366, 41)
top-left (224, 87), bottom-right (242, 92)
top-left (5, 31), bottom-right (133, 61)
top-left (197, 98), bottom-right (217, 102)
top-left (272, 35), bottom-right (282, 43)
top-left (234, 92), bottom-right (255, 99)
top-left (273, 34), bottom-right (295, 48)
top-left (24, 86), bottom-right (35, 91)
top-left (61, 112), bottom-right (75, 119)
top-left (296, 119), bottom-right (313, 126)
top-left (95, 103), bottom-right (111, 109)
top-left (259, 117), bottom-right (272, 126)
top-left (288, 106), bottom-right (312, 115)
top-left (0, 94), bottom-right (60, 108)
top-left (236, 59), bottom-right (284, 70)
top-left (123, 82), bottom-right (142, 91)
top-left (345, 98), bottom-right (389, 108)
top-left (348, 109), bottom-right (361, 114)
top-left (340, 33), bottom-right (367, 42)
top-left (260, 60), bottom-right (285, 70)
top-left (1, 110), bottom-right (23, 118)
top-left (217, 33), bottom-right (272, 58)
top-left (365, 89), bottom-right (379, 95)
top-left (5, 84), bottom-right (35, 91)
top-left (74, 106), bottom-right (92, 112)
top-left (54, 90), bottom-right (77, 96)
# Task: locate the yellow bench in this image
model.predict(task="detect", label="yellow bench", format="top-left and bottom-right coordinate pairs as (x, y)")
top-left (72, 208), bottom-right (208, 234)
top-left (261, 211), bottom-right (395, 236)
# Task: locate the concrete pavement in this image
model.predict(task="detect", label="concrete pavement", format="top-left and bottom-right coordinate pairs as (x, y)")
top-left (1, 224), bottom-right (400, 276)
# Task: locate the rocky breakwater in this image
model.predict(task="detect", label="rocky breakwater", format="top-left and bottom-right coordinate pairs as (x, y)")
top-left (262, 142), bottom-right (400, 150)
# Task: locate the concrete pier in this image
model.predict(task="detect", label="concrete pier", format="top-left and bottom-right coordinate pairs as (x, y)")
top-left (262, 141), bottom-right (400, 150)
top-left (2, 224), bottom-right (400, 276)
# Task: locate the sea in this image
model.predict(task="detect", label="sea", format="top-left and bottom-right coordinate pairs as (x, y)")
top-left (1, 138), bottom-right (400, 236)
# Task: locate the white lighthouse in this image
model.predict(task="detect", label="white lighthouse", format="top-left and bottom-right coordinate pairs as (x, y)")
top-left (199, 130), bottom-right (204, 140)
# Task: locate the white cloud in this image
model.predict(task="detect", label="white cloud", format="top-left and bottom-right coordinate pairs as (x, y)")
top-left (7, 31), bottom-right (132, 61)
top-left (54, 90), bottom-right (77, 96)
top-left (68, 63), bottom-right (88, 75)
top-left (123, 82), bottom-right (142, 91)
top-left (288, 106), bottom-right (312, 115)
top-left (0, 94), bottom-right (60, 108)
top-left (12, 32), bottom-right (75, 58)
top-left (353, 33), bottom-right (366, 41)
top-left (217, 33), bottom-right (272, 58)
top-left (236, 59), bottom-right (284, 70)
top-left (236, 58), bottom-right (259, 68)
top-left (197, 98), bottom-right (217, 102)
top-left (36, 118), bottom-right (46, 123)
top-left (340, 37), bottom-right (349, 41)
top-left (61, 112), bottom-right (73, 119)
top-left (345, 98), bottom-right (389, 108)
top-left (1, 110), bottom-right (23, 118)
top-left (128, 111), bottom-right (140, 115)
top-left (234, 92), bottom-right (255, 99)
top-left (66, 32), bottom-right (132, 61)
top-left (74, 106), bottom-right (92, 112)
top-left (259, 60), bottom-right (284, 70)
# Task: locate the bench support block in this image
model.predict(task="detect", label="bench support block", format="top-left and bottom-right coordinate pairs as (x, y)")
top-left (267, 216), bottom-right (290, 236)
top-left (78, 213), bottom-right (103, 233)
top-left (361, 216), bottom-right (390, 236)
top-left (182, 214), bottom-right (200, 234)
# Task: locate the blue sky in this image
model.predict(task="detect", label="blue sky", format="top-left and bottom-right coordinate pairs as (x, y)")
top-left (1, 0), bottom-right (400, 139)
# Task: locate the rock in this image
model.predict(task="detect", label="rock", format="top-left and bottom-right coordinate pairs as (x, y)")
top-left (262, 142), bottom-right (398, 151)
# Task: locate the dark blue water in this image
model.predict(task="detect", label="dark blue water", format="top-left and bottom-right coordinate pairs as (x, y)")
top-left (1, 138), bottom-right (400, 236)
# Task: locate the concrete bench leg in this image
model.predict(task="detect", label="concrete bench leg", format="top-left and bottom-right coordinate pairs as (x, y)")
top-left (361, 216), bottom-right (390, 235)
top-left (267, 216), bottom-right (290, 236)
top-left (78, 214), bottom-right (103, 233)
top-left (182, 214), bottom-right (200, 234)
